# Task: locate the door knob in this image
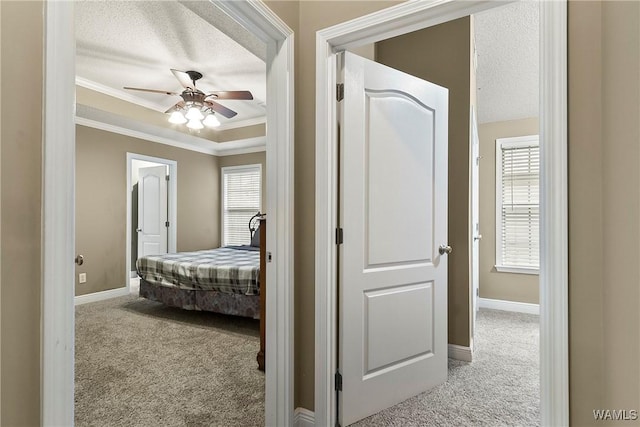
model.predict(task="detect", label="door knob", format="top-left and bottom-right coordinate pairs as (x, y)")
top-left (473, 234), bottom-right (483, 241)
top-left (136, 228), bottom-right (142, 232)
top-left (75, 255), bottom-right (84, 266)
top-left (439, 245), bottom-right (453, 255)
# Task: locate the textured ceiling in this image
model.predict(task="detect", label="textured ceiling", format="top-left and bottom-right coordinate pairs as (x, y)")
top-left (474, 1), bottom-right (539, 124)
top-left (75, 0), bottom-right (267, 128)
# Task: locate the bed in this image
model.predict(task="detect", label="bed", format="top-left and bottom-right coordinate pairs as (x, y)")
top-left (136, 215), bottom-right (267, 371)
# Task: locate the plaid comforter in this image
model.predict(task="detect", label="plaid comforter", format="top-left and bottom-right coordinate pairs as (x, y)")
top-left (136, 247), bottom-right (260, 295)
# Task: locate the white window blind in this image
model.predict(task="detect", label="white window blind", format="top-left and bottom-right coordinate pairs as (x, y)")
top-left (496, 136), bottom-right (540, 272)
top-left (222, 165), bottom-right (261, 246)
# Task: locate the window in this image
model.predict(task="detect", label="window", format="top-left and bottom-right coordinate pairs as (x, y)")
top-left (495, 135), bottom-right (539, 274)
top-left (221, 164), bottom-right (262, 246)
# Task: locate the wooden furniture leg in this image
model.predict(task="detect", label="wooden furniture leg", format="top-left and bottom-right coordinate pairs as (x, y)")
top-left (257, 217), bottom-right (266, 371)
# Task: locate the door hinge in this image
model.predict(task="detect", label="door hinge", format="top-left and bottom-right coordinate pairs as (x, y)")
top-left (336, 228), bottom-right (343, 245)
top-left (335, 371), bottom-right (343, 391)
top-left (165, 221), bottom-right (170, 227)
top-left (166, 175), bottom-right (170, 181)
top-left (336, 83), bottom-right (344, 102)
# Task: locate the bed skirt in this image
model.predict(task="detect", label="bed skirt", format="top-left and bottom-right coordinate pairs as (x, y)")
top-left (139, 279), bottom-right (261, 319)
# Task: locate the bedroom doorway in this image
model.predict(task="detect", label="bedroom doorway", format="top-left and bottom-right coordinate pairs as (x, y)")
top-left (315, 1), bottom-right (567, 426)
top-left (470, 2), bottom-right (541, 349)
top-left (42, 2), bottom-right (294, 426)
top-left (126, 153), bottom-right (178, 293)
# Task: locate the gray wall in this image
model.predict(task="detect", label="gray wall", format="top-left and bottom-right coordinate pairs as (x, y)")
top-left (478, 118), bottom-right (539, 304)
top-left (75, 125), bottom-right (220, 296)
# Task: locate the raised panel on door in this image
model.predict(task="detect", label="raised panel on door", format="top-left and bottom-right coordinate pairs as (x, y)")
top-left (142, 174), bottom-right (161, 235)
top-left (365, 91), bottom-right (434, 268)
top-left (364, 282), bottom-right (434, 375)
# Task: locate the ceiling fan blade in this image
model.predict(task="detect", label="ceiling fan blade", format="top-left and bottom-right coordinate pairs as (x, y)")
top-left (123, 87), bottom-right (179, 96)
top-left (204, 100), bottom-right (237, 119)
top-left (171, 69), bottom-right (194, 89)
top-left (164, 101), bottom-right (185, 114)
top-left (206, 91), bottom-right (254, 100)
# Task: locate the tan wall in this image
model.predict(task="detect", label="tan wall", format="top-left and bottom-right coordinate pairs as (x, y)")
top-left (600, 0), bottom-right (640, 417)
top-left (273, 0), bottom-right (404, 409)
top-left (2, 1), bottom-right (640, 424)
top-left (568, 4), bottom-right (604, 423)
top-left (375, 17), bottom-right (473, 347)
top-left (0, 2), bottom-right (43, 425)
top-left (75, 125), bottom-right (220, 296)
top-left (0, 0), bottom-right (3, 416)
top-left (478, 118), bottom-right (539, 304)
top-left (568, 1), bottom-right (640, 424)
top-left (218, 151), bottom-right (267, 210)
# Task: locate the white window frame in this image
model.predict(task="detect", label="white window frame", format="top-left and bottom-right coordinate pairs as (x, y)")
top-left (221, 164), bottom-right (263, 247)
top-left (495, 134), bottom-right (540, 275)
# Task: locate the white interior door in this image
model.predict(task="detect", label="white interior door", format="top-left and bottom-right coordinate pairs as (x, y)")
top-left (137, 166), bottom-right (168, 258)
top-left (470, 108), bottom-right (481, 335)
top-left (339, 51), bottom-right (449, 425)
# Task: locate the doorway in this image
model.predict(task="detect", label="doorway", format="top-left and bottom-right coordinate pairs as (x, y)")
top-left (315, 1), bottom-right (568, 426)
top-left (126, 154), bottom-right (177, 293)
top-left (42, 2), bottom-right (294, 426)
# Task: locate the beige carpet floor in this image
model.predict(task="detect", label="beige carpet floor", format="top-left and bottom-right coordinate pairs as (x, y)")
top-left (351, 308), bottom-right (540, 426)
top-left (75, 294), bottom-right (264, 427)
top-left (76, 298), bottom-right (538, 427)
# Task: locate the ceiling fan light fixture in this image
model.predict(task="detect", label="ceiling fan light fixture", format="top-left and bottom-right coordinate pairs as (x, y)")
top-left (186, 118), bottom-right (204, 130)
top-left (203, 113), bottom-right (221, 128)
top-left (185, 106), bottom-right (204, 121)
top-left (125, 69), bottom-right (253, 130)
top-left (168, 111), bottom-right (187, 124)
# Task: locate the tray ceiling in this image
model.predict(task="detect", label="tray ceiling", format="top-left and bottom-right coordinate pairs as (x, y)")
top-left (75, 1), bottom-right (267, 130)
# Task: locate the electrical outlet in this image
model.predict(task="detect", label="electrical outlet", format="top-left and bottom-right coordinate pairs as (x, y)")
top-left (79, 273), bottom-right (87, 284)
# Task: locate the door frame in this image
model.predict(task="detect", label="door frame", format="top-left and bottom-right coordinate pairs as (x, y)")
top-left (315, 1), bottom-right (568, 426)
top-left (126, 153), bottom-right (178, 291)
top-left (469, 105), bottom-right (480, 345)
top-left (42, 1), bottom-right (295, 426)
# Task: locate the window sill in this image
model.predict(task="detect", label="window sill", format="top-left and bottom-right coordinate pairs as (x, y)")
top-left (495, 265), bottom-right (539, 275)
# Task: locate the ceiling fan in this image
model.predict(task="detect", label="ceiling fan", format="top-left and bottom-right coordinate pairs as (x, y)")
top-left (123, 69), bottom-right (253, 129)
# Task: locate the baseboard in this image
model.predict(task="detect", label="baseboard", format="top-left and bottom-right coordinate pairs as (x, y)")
top-left (479, 297), bottom-right (540, 315)
top-left (130, 270), bottom-right (137, 278)
top-left (448, 344), bottom-right (473, 362)
top-left (74, 286), bottom-right (129, 306)
top-left (294, 407), bottom-right (315, 427)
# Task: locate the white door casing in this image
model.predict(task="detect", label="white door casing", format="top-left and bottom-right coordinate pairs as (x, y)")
top-left (137, 166), bottom-right (168, 258)
top-left (316, 3), bottom-right (567, 426)
top-left (43, 2), bottom-right (294, 426)
top-left (339, 52), bottom-right (449, 425)
top-left (470, 107), bottom-right (480, 339)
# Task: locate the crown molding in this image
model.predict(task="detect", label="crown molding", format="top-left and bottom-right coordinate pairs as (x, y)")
top-left (216, 115), bottom-right (267, 130)
top-left (216, 138), bottom-right (267, 156)
top-left (75, 104), bottom-right (266, 156)
top-left (76, 76), bottom-right (167, 112)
